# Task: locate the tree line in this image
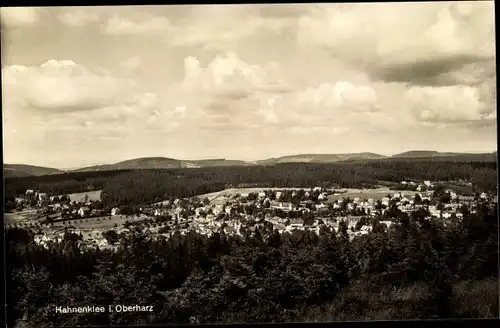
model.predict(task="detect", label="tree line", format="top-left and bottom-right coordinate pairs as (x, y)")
top-left (5, 202), bottom-right (498, 326)
top-left (4, 160), bottom-right (497, 208)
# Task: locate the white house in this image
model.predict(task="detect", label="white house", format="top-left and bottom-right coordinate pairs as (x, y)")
top-left (275, 191), bottom-right (282, 200)
top-left (111, 207), bottom-right (120, 216)
top-left (380, 220), bottom-right (393, 228)
top-left (258, 191), bottom-right (266, 198)
top-left (442, 212), bottom-right (452, 219)
top-left (289, 218), bottom-right (304, 228)
top-left (78, 206), bottom-right (90, 217)
top-left (318, 193), bottom-right (327, 201)
top-left (424, 180), bottom-right (432, 187)
top-left (154, 209), bottom-right (164, 216)
top-left (381, 197), bottom-right (390, 206)
top-left (279, 202), bottom-right (293, 211)
top-left (213, 205), bottom-right (224, 215)
top-left (315, 204), bottom-right (327, 210)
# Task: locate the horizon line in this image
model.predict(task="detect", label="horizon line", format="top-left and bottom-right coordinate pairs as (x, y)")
top-left (4, 149), bottom-right (497, 170)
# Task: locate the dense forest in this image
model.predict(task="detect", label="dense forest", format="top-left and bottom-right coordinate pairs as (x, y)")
top-left (5, 202), bottom-right (498, 325)
top-left (4, 160), bottom-right (498, 207)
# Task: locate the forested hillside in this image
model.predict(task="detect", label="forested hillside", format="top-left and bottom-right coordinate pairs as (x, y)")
top-left (5, 202), bottom-right (498, 325)
top-left (5, 161), bottom-right (497, 207)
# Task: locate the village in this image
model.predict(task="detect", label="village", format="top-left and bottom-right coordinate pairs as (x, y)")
top-left (5, 180), bottom-right (495, 250)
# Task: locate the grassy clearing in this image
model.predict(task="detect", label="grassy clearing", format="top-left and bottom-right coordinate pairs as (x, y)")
top-left (62, 190), bottom-right (102, 202)
top-left (49, 215), bottom-right (142, 230)
top-left (327, 189), bottom-right (418, 202)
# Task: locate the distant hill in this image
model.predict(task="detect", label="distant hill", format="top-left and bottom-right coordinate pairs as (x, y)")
top-left (392, 151), bottom-right (465, 158)
top-left (391, 151), bottom-right (497, 162)
top-left (73, 157), bottom-right (255, 172)
top-left (73, 157), bottom-right (184, 172)
top-left (187, 159), bottom-right (255, 167)
top-left (258, 153), bottom-right (386, 165)
top-left (6, 151), bottom-right (496, 176)
top-left (3, 164), bottom-right (63, 178)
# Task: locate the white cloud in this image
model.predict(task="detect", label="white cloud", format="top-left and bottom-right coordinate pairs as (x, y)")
top-left (103, 14), bottom-right (171, 35)
top-left (297, 2), bottom-right (495, 83)
top-left (405, 85), bottom-right (494, 123)
top-left (58, 8), bottom-right (99, 27)
top-left (120, 57), bottom-right (142, 75)
top-left (1, 59), bottom-right (177, 158)
top-left (0, 7), bottom-right (39, 27)
top-left (162, 5), bottom-right (294, 50)
top-left (2, 59), bottom-right (138, 113)
top-left (298, 82), bottom-right (379, 113)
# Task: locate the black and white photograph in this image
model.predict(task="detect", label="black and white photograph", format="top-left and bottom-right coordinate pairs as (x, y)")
top-left (2, 2), bottom-right (498, 326)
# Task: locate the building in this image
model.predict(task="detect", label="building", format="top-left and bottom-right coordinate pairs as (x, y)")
top-left (289, 218), bottom-right (304, 228)
top-left (111, 207), bottom-right (120, 216)
top-left (424, 180), bottom-right (432, 187)
top-left (37, 193), bottom-right (48, 201)
top-left (275, 191), bottom-right (282, 200)
top-left (78, 206), bottom-right (90, 217)
top-left (213, 204), bottom-right (224, 215)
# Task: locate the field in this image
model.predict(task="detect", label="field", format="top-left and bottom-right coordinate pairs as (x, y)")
top-left (48, 215), bottom-right (145, 230)
top-left (61, 190), bottom-right (102, 202)
top-left (327, 188), bottom-right (419, 201)
top-left (193, 186), bottom-right (418, 204)
top-left (4, 210), bottom-right (38, 225)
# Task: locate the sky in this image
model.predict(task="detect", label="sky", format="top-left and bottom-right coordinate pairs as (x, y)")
top-left (1, 3), bottom-right (497, 168)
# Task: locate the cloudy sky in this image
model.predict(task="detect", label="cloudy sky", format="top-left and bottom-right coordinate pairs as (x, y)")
top-left (1, 3), bottom-right (496, 168)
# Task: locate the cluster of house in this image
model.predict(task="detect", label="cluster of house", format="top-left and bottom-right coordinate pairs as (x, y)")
top-left (15, 189), bottom-right (122, 221)
top-left (33, 228), bottom-right (112, 250)
top-left (22, 183), bottom-right (496, 247)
